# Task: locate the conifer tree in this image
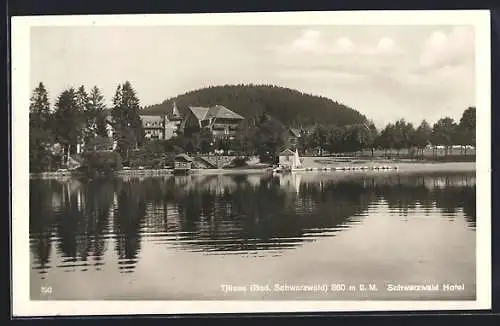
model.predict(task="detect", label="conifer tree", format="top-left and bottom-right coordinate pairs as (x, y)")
top-left (29, 82), bottom-right (54, 171)
top-left (88, 86), bottom-right (108, 138)
top-left (75, 85), bottom-right (92, 143)
top-left (111, 81), bottom-right (145, 159)
top-left (53, 88), bottom-right (84, 158)
top-left (29, 82), bottom-right (52, 131)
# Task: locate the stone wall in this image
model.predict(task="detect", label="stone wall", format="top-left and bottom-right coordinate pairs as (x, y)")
top-left (195, 155), bottom-right (260, 169)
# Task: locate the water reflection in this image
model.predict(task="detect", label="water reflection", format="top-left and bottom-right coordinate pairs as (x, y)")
top-left (30, 171), bottom-right (476, 277)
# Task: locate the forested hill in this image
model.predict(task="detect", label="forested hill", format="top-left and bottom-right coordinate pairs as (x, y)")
top-left (142, 84), bottom-right (367, 127)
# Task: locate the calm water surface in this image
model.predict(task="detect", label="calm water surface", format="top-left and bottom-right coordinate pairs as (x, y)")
top-left (30, 171), bottom-right (476, 300)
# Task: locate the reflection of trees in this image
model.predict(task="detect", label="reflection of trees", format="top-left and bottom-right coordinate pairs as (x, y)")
top-left (30, 178), bottom-right (115, 273)
top-left (30, 180), bottom-right (59, 276)
top-left (54, 183), bottom-right (84, 261)
top-left (296, 172), bottom-right (475, 222)
top-left (364, 173), bottom-right (476, 220)
top-left (84, 180), bottom-right (115, 268)
top-left (30, 171), bottom-right (476, 275)
top-left (113, 180), bottom-right (147, 273)
top-left (455, 186), bottom-right (476, 228)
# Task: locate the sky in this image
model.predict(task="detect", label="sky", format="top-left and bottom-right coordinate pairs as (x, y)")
top-left (30, 25), bottom-right (475, 128)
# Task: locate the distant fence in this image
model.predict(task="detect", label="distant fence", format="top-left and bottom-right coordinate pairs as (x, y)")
top-left (309, 147), bottom-right (476, 158)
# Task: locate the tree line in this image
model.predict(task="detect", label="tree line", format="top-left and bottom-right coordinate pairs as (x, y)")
top-left (295, 107), bottom-right (476, 158)
top-left (29, 81), bottom-right (145, 172)
top-left (29, 80), bottom-right (476, 172)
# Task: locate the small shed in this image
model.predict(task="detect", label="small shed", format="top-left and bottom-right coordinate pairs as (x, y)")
top-left (279, 148), bottom-right (296, 168)
top-left (174, 153), bottom-right (193, 171)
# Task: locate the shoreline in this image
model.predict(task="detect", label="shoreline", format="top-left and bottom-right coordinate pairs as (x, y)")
top-left (29, 161), bottom-right (475, 180)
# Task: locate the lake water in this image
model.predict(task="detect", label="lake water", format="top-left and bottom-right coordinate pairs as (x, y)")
top-left (29, 170), bottom-right (476, 300)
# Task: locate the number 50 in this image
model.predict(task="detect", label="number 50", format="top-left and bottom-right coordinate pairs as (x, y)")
top-left (40, 286), bottom-right (52, 295)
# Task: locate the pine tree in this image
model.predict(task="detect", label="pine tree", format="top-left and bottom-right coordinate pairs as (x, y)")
top-left (111, 81), bottom-right (145, 160)
top-left (75, 85), bottom-right (90, 112)
top-left (29, 82), bottom-right (54, 172)
top-left (53, 88), bottom-right (84, 158)
top-left (75, 85), bottom-right (92, 143)
top-left (111, 84), bottom-right (124, 124)
top-left (29, 82), bottom-right (52, 131)
top-left (121, 81), bottom-right (145, 145)
top-left (88, 86), bottom-right (108, 137)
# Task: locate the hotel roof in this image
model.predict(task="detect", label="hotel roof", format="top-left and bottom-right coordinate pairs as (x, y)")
top-left (189, 106), bottom-right (210, 121)
top-left (188, 105), bottom-right (244, 121)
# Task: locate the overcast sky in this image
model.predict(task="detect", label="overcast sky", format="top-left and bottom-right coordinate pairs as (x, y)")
top-left (30, 25), bottom-right (475, 127)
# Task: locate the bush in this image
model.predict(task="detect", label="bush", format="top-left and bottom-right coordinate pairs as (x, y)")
top-left (81, 151), bottom-right (123, 175)
top-left (164, 153), bottom-right (175, 167)
top-left (231, 156), bottom-right (248, 168)
top-left (29, 142), bottom-right (60, 173)
top-left (149, 158), bottom-right (165, 169)
top-left (258, 151), bottom-right (277, 164)
top-left (126, 148), bottom-right (178, 169)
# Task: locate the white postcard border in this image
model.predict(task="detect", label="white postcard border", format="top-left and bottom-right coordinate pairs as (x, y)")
top-left (11, 10), bottom-right (492, 316)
